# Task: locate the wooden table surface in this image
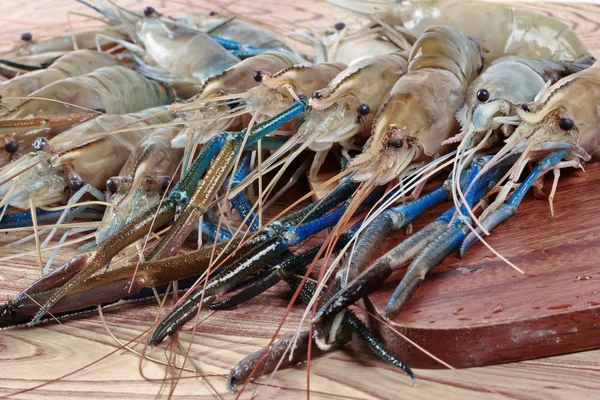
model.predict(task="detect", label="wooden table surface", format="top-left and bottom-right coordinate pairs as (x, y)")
top-left (2, 1), bottom-right (600, 399)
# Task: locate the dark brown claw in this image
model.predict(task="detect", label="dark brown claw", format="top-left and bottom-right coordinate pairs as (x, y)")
top-left (228, 330), bottom-right (343, 392)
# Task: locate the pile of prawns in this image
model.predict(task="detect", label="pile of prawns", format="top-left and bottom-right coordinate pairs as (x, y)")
top-left (0, 0), bottom-right (598, 394)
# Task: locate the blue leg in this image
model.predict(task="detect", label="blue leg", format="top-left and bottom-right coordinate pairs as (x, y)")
top-left (230, 48), bottom-right (269, 59)
top-left (460, 150), bottom-right (568, 255)
top-left (0, 208), bottom-right (102, 230)
top-left (229, 152), bottom-right (260, 231)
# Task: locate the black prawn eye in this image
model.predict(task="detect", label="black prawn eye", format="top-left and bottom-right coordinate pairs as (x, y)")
top-left (387, 139), bottom-right (404, 149)
top-left (161, 177), bottom-right (171, 192)
top-left (357, 103), bottom-right (371, 116)
top-left (70, 178), bottom-right (84, 192)
top-left (476, 88), bottom-right (490, 103)
top-left (520, 103), bottom-right (531, 112)
top-left (143, 6), bottom-right (155, 16)
top-left (334, 22), bottom-right (346, 31)
top-left (559, 117), bottom-right (574, 131)
top-left (106, 178), bottom-right (118, 193)
top-left (4, 141), bottom-right (19, 154)
top-left (312, 90), bottom-right (323, 99)
top-left (253, 70), bottom-right (263, 83)
top-left (21, 32), bottom-right (32, 42)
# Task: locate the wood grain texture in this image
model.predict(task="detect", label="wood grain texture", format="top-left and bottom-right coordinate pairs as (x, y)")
top-left (1, 1), bottom-right (600, 399)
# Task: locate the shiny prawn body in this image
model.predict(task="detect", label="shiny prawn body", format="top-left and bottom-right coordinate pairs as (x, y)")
top-left (328, 0), bottom-right (588, 61)
top-left (87, 0), bottom-right (240, 85)
top-left (350, 25), bottom-right (483, 185)
top-left (0, 65), bottom-right (173, 166)
top-left (0, 107), bottom-right (175, 210)
top-left (0, 26), bottom-right (127, 60)
top-left (0, 50), bottom-right (120, 115)
top-left (96, 123), bottom-right (183, 244)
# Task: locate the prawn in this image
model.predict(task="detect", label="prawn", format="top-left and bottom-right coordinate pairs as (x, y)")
top-left (0, 106), bottom-right (175, 210)
top-left (83, 0), bottom-right (241, 85)
top-left (0, 26), bottom-right (127, 60)
top-left (327, 0), bottom-right (588, 61)
top-left (0, 65), bottom-right (173, 165)
top-left (170, 50), bottom-right (302, 147)
top-left (0, 50), bottom-right (121, 115)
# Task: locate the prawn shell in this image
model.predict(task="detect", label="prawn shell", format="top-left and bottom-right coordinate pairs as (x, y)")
top-left (262, 62), bottom-right (347, 98)
top-left (5, 65), bottom-right (173, 119)
top-left (0, 50), bottom-right (120, 112)
top-left (51, 111), bottom-right (176, 189)
top-left (311, 53), bottom-right (409, 111)
top-left (359, 26), bottom-right (482, 162)
top-left (330, 0), bottom-right (588, 61)
top-left (198, 52), bottom-right (298, 101)
top-left (0, 26), bottom-right (127, 59)
top-left (519, 62), bottom-right (600, 158)
top-left (137, 19), bottom-right (240, 81)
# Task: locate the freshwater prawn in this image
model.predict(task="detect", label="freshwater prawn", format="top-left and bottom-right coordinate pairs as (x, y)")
top-left (0, 25), bottom-right (127, 60)
top-left (328, 0), bottom-right (588, 61)
top-left (0, 50), bottom-right (120, 115)
top-left (82, 0), bottom-right (242, 86)
top-left (0, 106), bottom-right (175, 210)
top-left (0, 65), bottom-right (173, 166)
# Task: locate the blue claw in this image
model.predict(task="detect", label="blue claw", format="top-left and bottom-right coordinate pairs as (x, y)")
top-left (0, 208), bottom-right (103, 230)
top-left (460, 150), bottom-right (568, 256)
top-left (383, 160), bottom-right (506, 319)
top-left (230, 152), bottom-right (260, 231)
top-left (201, 220), bottom-right (233, 242)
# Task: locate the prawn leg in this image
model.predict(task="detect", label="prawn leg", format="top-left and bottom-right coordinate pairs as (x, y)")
top-left (150, 205), bottom-right (354, 344)
top-left (0, 207), bottom-right (102, 230)
top-left (20, 100), bottom-right (305, 326)
top-left (228, 271), bottom-right (413, 391)
top-left (384, 167), bottom-right (508, 319)
top-left (460, 150), bottom-right (569, 255)
top-left (148, 99), bottom-right (308, 261)
top-left (209, 228), bottom-right (358, 310)
top-left (229, 152), bottom-right (260, 231)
